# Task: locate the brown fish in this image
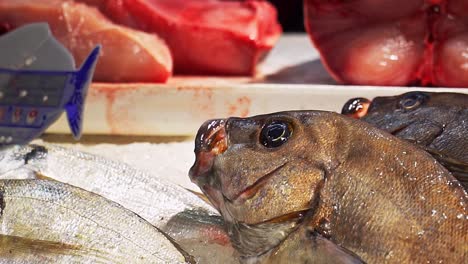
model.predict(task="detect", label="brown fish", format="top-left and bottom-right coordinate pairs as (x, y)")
top-left (342, 91), bottom-right (468, 189)
top-left (189, 111), bottom-right (467, 263)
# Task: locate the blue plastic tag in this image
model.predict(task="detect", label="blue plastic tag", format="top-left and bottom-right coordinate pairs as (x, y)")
top-left (0, 23), bottom-right (100, 148)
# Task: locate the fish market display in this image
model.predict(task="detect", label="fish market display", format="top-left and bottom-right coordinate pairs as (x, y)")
top-left (0, 143), bottom-right (236, 263)
top-left (190, 111), bottom-right (467, 263)
top-left (304, 0), bottom-right (468, 87)
top-left (342, 91), bottom-right (468, 189)
top-left (82, 0), bottom-right (281, 75)
top-left (0, 143), bottom-right (216, 228)
top-left (0, 179), bottom-right (191, 263)
top-left (0, 0), bottom-right (172, 82)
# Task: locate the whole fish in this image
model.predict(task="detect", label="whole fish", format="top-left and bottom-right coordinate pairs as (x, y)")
top-left (0, 179), bottom-right (191, 263)
top-left (0, 143), bottom-right (236, 263)
top-left (0, 143), bottom-right (217, 227)
top-left (342, 91), bottom-right (468, 189)
top-left (189, 111), bottom-right (467, 263)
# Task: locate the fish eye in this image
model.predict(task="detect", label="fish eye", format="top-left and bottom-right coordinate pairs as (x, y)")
top-left (260, 121), bottom-right (292, 148)
top-left (399, 92), bottom-right (427, 110)
top-left (341, 97), bottom-right (371, 119)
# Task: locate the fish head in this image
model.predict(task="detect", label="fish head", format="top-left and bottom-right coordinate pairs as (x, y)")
top-left (342, 91), bottom-right (463, 145)
top-left (190, 111), bottom-right (343, 226)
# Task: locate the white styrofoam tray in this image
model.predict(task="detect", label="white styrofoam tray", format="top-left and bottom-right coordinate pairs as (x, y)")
top-left (46, 34), bottom-right (468, 136)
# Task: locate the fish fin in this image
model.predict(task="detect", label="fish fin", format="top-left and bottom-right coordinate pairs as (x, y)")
top-left (34, 172), bottom-right (56, 181)
top-left (424, 148), bottom-right (468, 190)
top-left (264, 228), bottom-right (365, 264)
top-left (65, 45), bottom-right (100, 140)
top-left (152, 227), bottom-right (196, 264)
top-left (307, 231), bottom-right (365, 264)
top-left (0, 234), bottom-right (84, 256)
top-left (185, 188), bottom-right (216, 208)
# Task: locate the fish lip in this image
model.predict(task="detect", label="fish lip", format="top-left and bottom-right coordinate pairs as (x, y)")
top-left (228, 162), bottom-right (288, 204)
top-left (193, 119), bottom-right (227, 153)
top-left (189, 119), bottom-right (227, 185)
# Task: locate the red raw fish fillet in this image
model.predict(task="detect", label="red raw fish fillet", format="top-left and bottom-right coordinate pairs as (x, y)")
top-left (83, 0), bottom-right (282, 75)
top-left (0, 0), bottom-right (172, 83)
top-left (304, 0), bottom-right (468, 87)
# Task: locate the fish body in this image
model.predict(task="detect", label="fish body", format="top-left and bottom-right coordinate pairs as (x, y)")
top-left (342, 91), bottom-right (468, 188)
top-left (0, 179), bottom-right (190, 263)
top-left (0, 143), bottom-right (236, 263)
top-left (190, 111), bottom-right (467, 263)
top-left (0, 143), bottom-right (217, 228)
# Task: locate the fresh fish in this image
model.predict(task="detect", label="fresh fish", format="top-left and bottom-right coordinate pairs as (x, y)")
top-left (189, 111), bottom-right (467, 263)
top-left (164, 209), bottom-right (238, 264)
top-left (342, 91), bottom-right (468, 189)
top-left (0, 143), bottom-right (235, 263)
top-left (0, 179), bottom-right (192, 263)
top-left (0, 143), bottom-right (217, 227)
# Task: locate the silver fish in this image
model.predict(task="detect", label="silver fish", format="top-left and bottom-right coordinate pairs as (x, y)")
top-left (0, 179), bottom-right (192, 263)
top-left (0, 143), bottom-right (236, 263)
top-left (0, 143), bottom-right (217, 228)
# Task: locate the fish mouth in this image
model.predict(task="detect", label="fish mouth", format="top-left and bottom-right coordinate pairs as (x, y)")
top-left (229, 162), bottom-right (288, 204)
top-left (189, 119), bottom-right (227, 186)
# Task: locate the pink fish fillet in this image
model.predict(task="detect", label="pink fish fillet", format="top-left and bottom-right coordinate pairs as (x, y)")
top-left (304, 0), bottom-right (468, 87)
top-left (81, 0), bottom-right (282, 75)
top-left (0, 0), bottom-right (173, 83)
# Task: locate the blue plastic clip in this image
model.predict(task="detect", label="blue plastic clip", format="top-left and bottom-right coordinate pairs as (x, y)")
top-left (0, 23), bottom-right (100, 148)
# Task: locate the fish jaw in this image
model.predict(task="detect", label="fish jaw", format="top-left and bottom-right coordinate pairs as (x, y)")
top-left (189, 119), bottom-right (228, 211)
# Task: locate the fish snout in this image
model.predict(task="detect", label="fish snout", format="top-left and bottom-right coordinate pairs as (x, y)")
top-left (189, 119), bottom-right (228, 184)
top-left (341, 97), bottom-right (371, 119)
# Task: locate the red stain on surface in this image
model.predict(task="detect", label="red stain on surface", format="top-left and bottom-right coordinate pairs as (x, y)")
top-left (177, 86), bottom-right (214, 100)
top-left (176, 86), bottom-right (216, 117)
top-left (227, 96), bottom-right (251, 117)
top-left (91, 83), bottom-right (143, 134)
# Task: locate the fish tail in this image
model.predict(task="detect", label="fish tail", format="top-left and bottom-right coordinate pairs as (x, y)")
top-left (65, 45), bottom-right (101, 139)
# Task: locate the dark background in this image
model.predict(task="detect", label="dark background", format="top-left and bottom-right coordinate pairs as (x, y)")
top-left (267, 0), bottom-right (305, 32)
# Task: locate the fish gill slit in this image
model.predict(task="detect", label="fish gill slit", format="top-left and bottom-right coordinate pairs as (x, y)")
top-left (390, 123), bottom-right (410, 136)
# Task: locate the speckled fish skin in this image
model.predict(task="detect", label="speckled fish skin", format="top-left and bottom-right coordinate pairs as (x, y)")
top-left (349, 92), bottom-right (468, 189)
top-left (360, 92), bottom-right (467, 160)
top-left (190, 111), bottom-right (467, 263)
top-left (0, 179), bottom-right (191, 263)
top-left (0, 143), bottom-right (232, 263)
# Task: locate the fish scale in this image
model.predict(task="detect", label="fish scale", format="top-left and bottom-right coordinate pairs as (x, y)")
top-left (342, 91), bottom-right (468, 189)
top-left (0, 143), bottom-right (217, 228)
top-left (0, 179), bottom-right (190, 263)
top-left (190, 110), bottom-right (467, 263)
top-left (0, 143), bottom-right (235, 263)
